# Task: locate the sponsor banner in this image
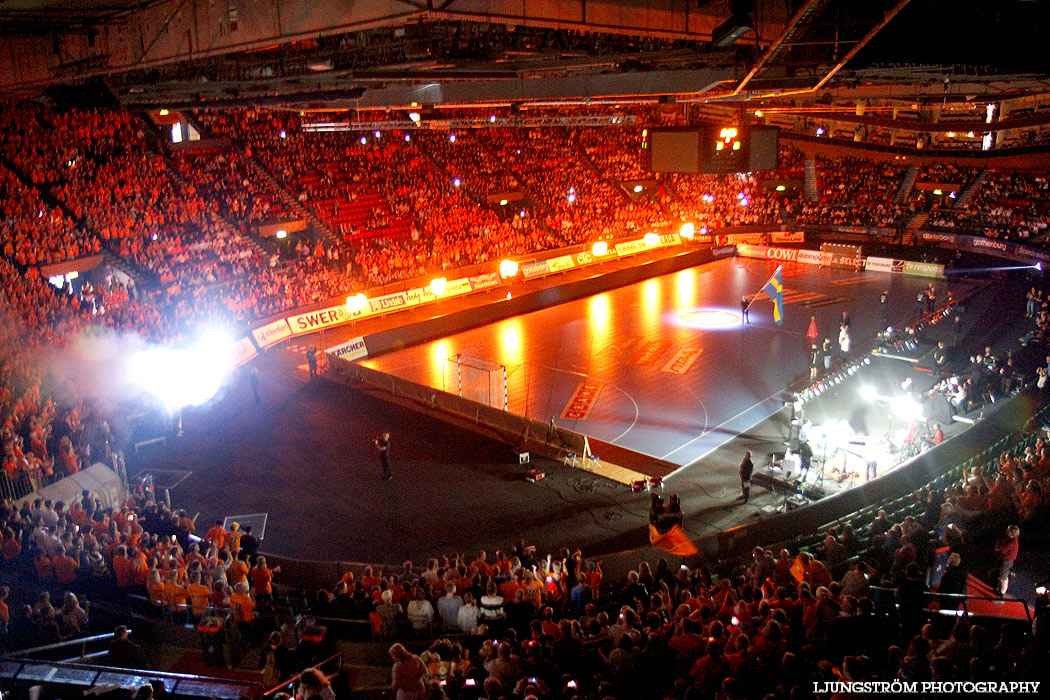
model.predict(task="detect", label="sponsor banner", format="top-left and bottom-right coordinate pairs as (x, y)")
top-left (231, 337), bottom-right (257, 368)
top-left (718, 233), bottom-right (764, 245)
top-left (368, 291), bottom-right (409, 313)
top-left (468, 271), bottom-right (502, 291)
top-left (546, 255), bottom-right (576, 273)
top-left (771, 231), bottom-right (805, 244)
top-left (574, 251), bottom-right (596, 265)
top-left (615, 239), bottom-right (647, 257)
top-left (827, 252), bottom-right (866, 269)
top-left (795, 249), bottom-right (824, 265)
top-left (659, 233), bottom-right (682, 246)
top-left (561, 382), bottom-right (603, 420)
top-left (288, 305), bottom-right (353, 335)
top-left (251, 318), bottom-right (292, 349)
top-left (629, 340), bottom-right (672, 366)
top-left (325, 336), bottom-right (368, 362)
top-left (969, 237), bottom-right (1008, 253)
top-left (521, 260), bottom-right (551, 279)
top-left (712, 244), bottom-right (736, 258)
top-left (864, 256), bottom-right (903, 274)
top-left (919, 231), bottom-right (958, 247)
top-left (696, 234), bottom-right (713, 243)
top-left (445, 277), bottom-right (473, 297)
top-left (404, 286), bottom-right (433, 306)
top-left (764, 246), bottom-right (799, 263)
top-left (736, 244), bottom-right (767, 258)
top-left (902, 261), bottom-right (944, 278)
top-left (661, 348), bottom-right (702, 375)
top-left (1015, 245), bottom-right (1050, 262)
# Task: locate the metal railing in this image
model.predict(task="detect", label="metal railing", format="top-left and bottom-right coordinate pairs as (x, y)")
top-left (869, 586), bottom-right (1033, 622)
top-left (0, 658), bottom-right (263, 699)
top-left (263, 652), bottom-right (343, 698)
top-left (6, 630), bottom-right (128, 661)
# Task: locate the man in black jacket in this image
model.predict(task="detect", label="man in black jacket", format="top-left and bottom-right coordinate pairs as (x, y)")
top-left (739, 451), bottom-right (754, 503)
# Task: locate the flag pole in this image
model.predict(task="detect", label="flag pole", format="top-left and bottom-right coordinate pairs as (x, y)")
top-left (745, 265), bottom-right (782, 313)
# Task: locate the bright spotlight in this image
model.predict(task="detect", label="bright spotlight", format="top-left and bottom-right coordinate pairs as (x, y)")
top-left (643, 232), bottom-right (660, 247)
top-left (489, 114), bottom-right (497, 122)
top-left (680, 222), bottom-right (695, 239)
top-left (453, 178), bottom-right (461, 187)
top-left (374, 130), bottom-right (381, 138)
top-left (408, 112), bottom-right (421, 123)
top-left (592, 241), bottom-right (608, 256)
top-left (130, 330), bottom-right (234, 411)
top-left (499, 259), bottom-right (519, 278)
top-left (431, 277), bottom-right (447, 296)
top-left (449, 133), bottom-right (456, 142)
top-left (1037, 262), bottom-right (1043, 271)
top-left (633, 184), bottom-right (644, 193)
top-left (275, 229), bottom-right (287, 239)
top-left (404, 134), bottom-right (411, 141)
top-left (499, 199), bottom-right (508, 206)
top-left (360, 136), bottom-right (367, 145)
top-left (892, 396), bottom-right (923, 421)
top-left (159, 109), bottom-right (169, 116)
top-left (279, 130), bottom-right (287, 139)
top-left (699, 226), bottom-right (708, 235)
top-left (860, 385), bottom-right (878, 402)
top-left (346, 293), bottom-right (367, 313)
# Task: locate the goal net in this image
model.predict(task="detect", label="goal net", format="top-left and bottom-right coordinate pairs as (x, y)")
top-left (443, 354), bottom-right (508, 410)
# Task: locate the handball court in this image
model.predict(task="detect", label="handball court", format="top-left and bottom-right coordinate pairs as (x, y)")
top-left (135, 254), bottom-right (1006, 568)
top-left (362, 257), bottom-right (981, 474)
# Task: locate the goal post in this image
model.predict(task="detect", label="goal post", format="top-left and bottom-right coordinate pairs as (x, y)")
top-left (443, 354), bottom-right (508, 411)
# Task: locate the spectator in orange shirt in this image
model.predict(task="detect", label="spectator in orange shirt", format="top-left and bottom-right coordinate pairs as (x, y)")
top-left (33, 546), bottom-right (53, 582)
top-left (52, 545), bottom-right (78, 586)
top-left (186, 571), bottom-right (211, 618)
top-left (2, 527), bottom-right (21, 563)
top-left (226, 552), bottom-right (250, 586)
top-left (0, 586), bottom-right (9, 628)
top-left (249, 555), bottom-right (279, 603)
top-left (205, 520), bottom-right (227, 551)
top-left (230, 581), bottom-right (256, 638)
top-left (112, 545), bottom-right (132, 588)
top-left (164, 569), bottom-right (188, 618)
top-left (127, 546), bottom-right (149, 588)
top-left (226, 522), bottom-right (242, 555)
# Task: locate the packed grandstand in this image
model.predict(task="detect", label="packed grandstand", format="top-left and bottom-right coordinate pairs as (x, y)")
top-left (0, 94), bottom-right (1047, 698)
top-left (2, 1), bottom-right (1050, 699)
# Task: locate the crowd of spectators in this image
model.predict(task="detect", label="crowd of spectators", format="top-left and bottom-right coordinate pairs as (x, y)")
top-left (316, 445), bottom-right (1050, 700)
top-left (928, 170), bottom-right (1050, 243)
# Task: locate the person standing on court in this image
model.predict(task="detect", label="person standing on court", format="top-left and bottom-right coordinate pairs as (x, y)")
top-left (376, 431), bottom-right (392, 480)
top-left (880, 291), bottom-right (890, 321)
top-left (822, 337), bottom-right (833, 374)
top-left (249, 368), bottom-right (261, 405)
top-left (809, 344), bottom-right (821, 380)
top-left (739, 451), bottom-right (754, 503)
top-left (838, 326), bottom-right (851, 364)
top-left (741, 296), bottom-right (750, 324)
top-left (306, 346), bottom-right (318, 379)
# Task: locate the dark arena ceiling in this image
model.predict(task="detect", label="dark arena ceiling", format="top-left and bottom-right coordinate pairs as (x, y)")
top-left (1, 0), bottom-right (1049, 117)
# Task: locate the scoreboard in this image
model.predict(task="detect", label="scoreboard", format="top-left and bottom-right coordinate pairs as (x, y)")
top-left (648, 125), bottom-right (779, 174)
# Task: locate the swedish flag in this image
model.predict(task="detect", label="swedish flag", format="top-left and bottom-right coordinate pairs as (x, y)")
top-left (761, 265), bottom-right (784, 325)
